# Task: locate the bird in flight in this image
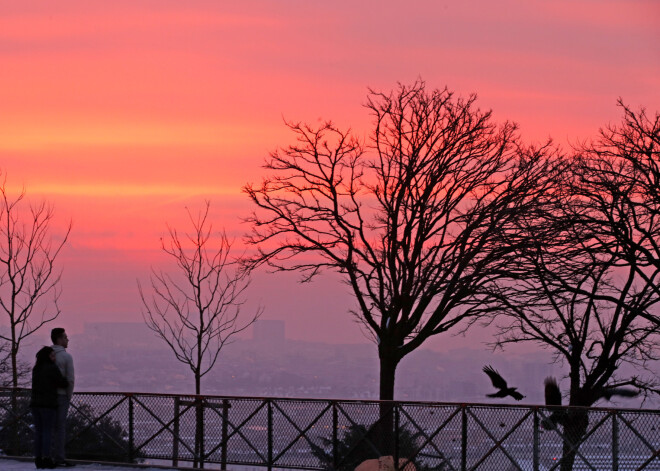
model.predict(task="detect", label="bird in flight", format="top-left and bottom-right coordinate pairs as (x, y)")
top-left (542, 377), bottom-right (565, 430)
top-left (542, 376), bottom-right (639, 430)
top-left (482, 365), bottom-right (524, 401)
top-left (595, 385), bottom-right (640, 401)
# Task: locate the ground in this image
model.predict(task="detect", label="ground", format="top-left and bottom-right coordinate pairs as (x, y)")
top-left (0, 459), bottom-right (168, 471)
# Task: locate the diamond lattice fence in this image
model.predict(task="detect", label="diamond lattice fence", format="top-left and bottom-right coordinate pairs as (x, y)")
top-left (0, 389), bottom-right (658, 470)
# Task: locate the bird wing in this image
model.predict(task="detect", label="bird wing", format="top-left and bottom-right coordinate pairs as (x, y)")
top-left (600, 386), bottom-right (640, 400)
top-left (487, 391), bottom-right (507, 398)
top-left (544, 377), bottom-right (562, 406)
top-left (483, 365), bottom-right (508, 389)
top-left (510, 390), bottom-right (525, 401)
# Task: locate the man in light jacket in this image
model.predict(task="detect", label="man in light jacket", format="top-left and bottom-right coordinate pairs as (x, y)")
top-left (51, 327), bottom-right (75, 467)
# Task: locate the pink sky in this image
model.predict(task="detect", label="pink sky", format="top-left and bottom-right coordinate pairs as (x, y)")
top-left (1, 1), bottom-right (659, 346)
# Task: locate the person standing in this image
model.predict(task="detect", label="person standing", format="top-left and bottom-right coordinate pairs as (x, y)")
top-left (51, 328), bottom-right (75, 467)
top-left (31, 346), bottom-right (69, 469)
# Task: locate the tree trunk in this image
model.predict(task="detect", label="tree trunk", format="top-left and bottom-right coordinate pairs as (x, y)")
top-left (11, 323), bottom-right (18, 389)
top-left (193, 371), bottom-right (203, 468)
top-left (559, 409), bottom-right (588, 471)
top-left (377, 350), bottom-right (399, 456)
top-left (9, 331), bottom-right (19, 455)
top-left (561, 367), bottom-right (587, 471)
top-left (11, 346), bottom-right (18, 389)
top-left (379, 354), bottom-right (397, 401)
top-left (194, 400), bottom-right (204, 469)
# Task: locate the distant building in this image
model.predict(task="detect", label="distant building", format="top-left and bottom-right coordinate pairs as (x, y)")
top-left (82, 322), bottom-right (158, 349)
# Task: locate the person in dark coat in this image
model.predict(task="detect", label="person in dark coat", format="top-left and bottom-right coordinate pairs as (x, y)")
top-left (30, 346), bottom-right (69, 469)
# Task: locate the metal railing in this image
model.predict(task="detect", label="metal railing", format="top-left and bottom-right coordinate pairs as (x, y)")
top-left (0, 388), bottom-right (658, 470)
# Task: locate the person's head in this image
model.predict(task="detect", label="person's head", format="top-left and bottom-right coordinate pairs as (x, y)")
top-left (51, 328), bottom-right (68, 348)
top-left (35, 346), bottom-right (55, 368)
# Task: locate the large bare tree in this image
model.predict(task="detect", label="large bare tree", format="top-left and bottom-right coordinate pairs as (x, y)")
top-left (244, 80), bottom-right (555, 401)
top-left (139, 201), bottom-right (261, 395)
top-left (0, 175), bottom-right (70, 388)
top-left (576, 101), bottom-right (660, 326)
top-left (484, 107), bottom-right (660, 470)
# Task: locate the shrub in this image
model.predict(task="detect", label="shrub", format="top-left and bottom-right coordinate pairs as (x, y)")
top-left (311, 423), bottom-right (450, 471)
top-left (0, 395), bottom-right (140, 463)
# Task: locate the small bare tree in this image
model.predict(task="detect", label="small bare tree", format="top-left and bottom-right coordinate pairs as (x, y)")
top-left (139, 201), bottom-right (261, 395)
top-left (139, 201), bottom-right (261, 468)
top-left (0, 175), bottom-right (71, 388)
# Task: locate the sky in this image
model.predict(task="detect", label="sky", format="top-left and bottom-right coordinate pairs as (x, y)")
top-left (1, 1), bottom-right (659, 347)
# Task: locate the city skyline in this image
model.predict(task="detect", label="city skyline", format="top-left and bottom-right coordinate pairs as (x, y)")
top-left (10, 319), bottom-right (654, 409)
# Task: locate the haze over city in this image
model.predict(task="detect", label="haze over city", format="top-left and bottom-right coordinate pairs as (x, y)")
top-left (1, 1), bottom-right (659, 403)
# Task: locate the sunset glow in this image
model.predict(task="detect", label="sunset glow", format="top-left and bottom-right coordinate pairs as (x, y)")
top-left (1, 0), bottom-right (659, 342)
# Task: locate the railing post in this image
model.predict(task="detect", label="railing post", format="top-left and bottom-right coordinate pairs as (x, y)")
top-left (332, 401), bottom-right (338, 470)
top-left (461, 404), bottom-right (468, 471)
top-left (173, 396), bottom-right (180, 467)
top-left (198, 397), bottom-right (205, 469)
top-left (128, 394), bottom-right (135, 463)
top-left (267, 398), bottom-right (273, 471)
top-left (394, 402), bottom-right (400, 470)
top-left (533, 407), bottom-right (539, 471)
top-left (612, 410), bottom-right (619, 471)
top-left (220, 399), bottom-right (229, 470)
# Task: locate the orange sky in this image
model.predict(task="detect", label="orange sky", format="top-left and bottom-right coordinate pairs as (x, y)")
top-left (1, 0), bottom-right (659, 344)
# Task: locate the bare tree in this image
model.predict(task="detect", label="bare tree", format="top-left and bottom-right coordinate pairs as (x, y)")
top-left (576, 101), bottom-right (660, 326)
top-left (139, 201), bottom-right (261, 468)
top-left (244, 80), bottom-right (555, 401)
top-left (139, 201), bottom-right (261, 395)
top-left (0, 175), bottom-right (71, 388)
top-left (485, 120), bottom-right (660, 470)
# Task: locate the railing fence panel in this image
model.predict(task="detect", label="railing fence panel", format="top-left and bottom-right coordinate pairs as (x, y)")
top-left (0, 389), bottom-right (658, 470)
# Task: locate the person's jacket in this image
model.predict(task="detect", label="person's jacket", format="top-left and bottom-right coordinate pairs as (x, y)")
top-left (51, 345), bottom-right (74, 397)
top-left (30, 363), bottom-right (69, 409)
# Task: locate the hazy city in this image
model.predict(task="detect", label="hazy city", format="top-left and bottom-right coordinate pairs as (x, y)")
top-left (2, 1), bottom-right (659, 470)
top-left (27, 320), bottom-right (650, 409)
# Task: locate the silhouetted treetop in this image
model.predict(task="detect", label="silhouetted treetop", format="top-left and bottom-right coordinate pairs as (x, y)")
top-left (244, 80), bottom-right (558, 400)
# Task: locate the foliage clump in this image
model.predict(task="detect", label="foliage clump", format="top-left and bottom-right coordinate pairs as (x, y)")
top-left (311, 423), bottom-right (450, 471)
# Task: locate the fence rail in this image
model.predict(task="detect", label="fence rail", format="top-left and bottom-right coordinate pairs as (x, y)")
top-left (0, 388), bottom-right (658, 470)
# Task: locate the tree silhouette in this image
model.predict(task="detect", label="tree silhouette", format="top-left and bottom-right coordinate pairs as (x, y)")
top-left (139, 201), bottom-right (261, 396)
top-left (244, 80), bottom-right (555, 401)
top-left (574, 101), bottom-right (660, 328)
top-left (484, 105), bottom-right (660, 470)
top-left (0, 174), bottom-right (70, 388)
top-left (139, 201), bottom-right (261, 468)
